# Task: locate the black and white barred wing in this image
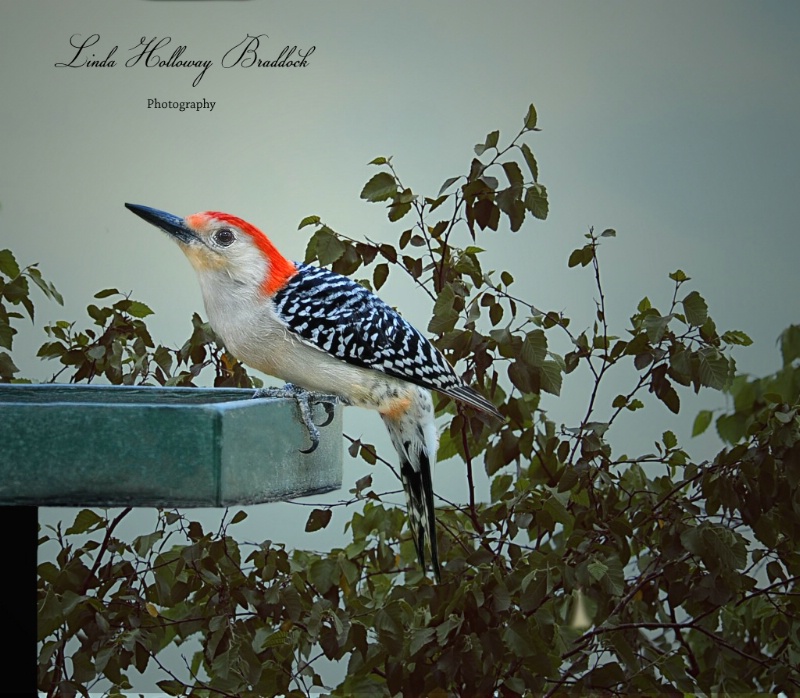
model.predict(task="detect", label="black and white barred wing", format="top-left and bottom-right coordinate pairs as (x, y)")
top-left (273, 263), bottom-right (499, 416)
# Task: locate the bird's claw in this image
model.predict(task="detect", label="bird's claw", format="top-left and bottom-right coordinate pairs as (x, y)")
top-left (253, 384), bottom-right (338, 454)
top-left (316, 401), bottom-right (336, 428)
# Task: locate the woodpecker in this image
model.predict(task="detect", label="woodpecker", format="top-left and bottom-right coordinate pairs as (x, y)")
top-left (125, 203), bottom-right (501, 581)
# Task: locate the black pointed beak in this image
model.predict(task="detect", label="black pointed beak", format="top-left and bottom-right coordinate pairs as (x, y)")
top-left (125, 203), bottom-right (199, 245)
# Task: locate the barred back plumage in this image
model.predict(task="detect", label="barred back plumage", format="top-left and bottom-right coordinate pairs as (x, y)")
top-left (273, 263), bottom-right (500, 417)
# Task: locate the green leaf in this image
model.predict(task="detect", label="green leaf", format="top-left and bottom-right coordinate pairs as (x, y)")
top-left (359, 444), bottom-right (377, 465)
top-left (587, 662), bottom-right (626, 686)
top-left (475, 130), bottom-right (500, 156)
top-left (0, 351), bottom-right (19, 377)
top-left (503, 622), bottom-right (536, 658)
top-left (65, 509), bottom-right (104, 535)
top-left (0, 249), bottom-right (20, 279)
top-left (716, 412), bottom-right (746, 444)
top-left (309, 557), bottom-right (337, 594)
top-left (379, 244), bottom-right (397, 264)
top-left (681, 523), bottom-right (747, 572)
top-left (643, 314), bottom-right (672, 343)
top-left (669, 269), bottom-right (688, 282)
top-left (779, 325), bottom-right (800, 366)
top-left (356, 242), bottom-right (379, 265)
top-left (126, 301), bottom-right (153, 319)
top-left (388, 200), bottom-right (412, 222)
top-left (230, 510), bottom-right (247, 524)
top-left (368, 156), bottom-right (389, 165)
top-left (154, 345), bottom-right (173, 374)
top-left (427, 195), bottom-right (448, 213)
top-left (253, 628), bottom-right (289, 652)
top-left (539, 360), bottom-right (563, 396)
top-left (721, 329), bottom-right (752, 346)
top-left (298, 215), bottom-right (321, 229)
top-left (490, 474), bottom-right (513, 502)
top-left (156, 681), bottom-right (186, 696)
top-left (661, 387), bottom-right (680, 414)
top-left (0, 323), bottom-right (13, 351)
top-left (360, 172), bottom-right (397, 202)
top-left (587, 559), bottom-right (609, 582)
top-left (502, 161), bottom-right (524, 188)
top-left (489, 302), bottom-right (503, 326)
top-left (652, 370), bottom-right (680, 414)
top-left (354, 473), bottom-right (372, 494)
top-left (567, 248), bottom-right (582, 269)
top-left (519, 143), bottom-right (539, 182)
top-left (600, 228), bottom-right (616, 237)
top-left (524, 184), bottom-right (548, 220)
top-left (558, 466), bottom-right (580, 492)
top-left (438, 176), bottom-right (460, 196)
top-left (612, 394), bottom-right (627, 409)
top-left (524, 103), bottom-right (538, 130)
top-left (373, 263), bottom-right (389, 291)
top-left (305, 508), bottom-right (332, 533)
top-left (3, 275), bottom-right (29, 304)
top-left (473, 199), bottom-right (500, 231)
top-left (409, 627), bottom-right (434, 656)
top-left (521, 329), bottom-right (547, 367)
top-left (428, 284), bottom-right (459, 335)
top-left (682, 290), bottom-right (708, 327)
top-left (454, 250), bottom-right (483, 287)
top-left (543, 492), bottom-right (573, 532)
top-left (662, 430), bottom-right (677, 450)
top-left (27, 267), bottom-right (63, 305)
top-left (133, 531), bottom-right (163, 556)
top-left (773, 408), bottom-right (796, 424)
top-left (692, 409), bottom-right (713, 437)
top-left (312, 229), bottom-right (346, 266)
top-left (94, 288), bottom-right (119, 299)
top-left (508, 361), bottom-right (536, 394)
top-left (697, 347), bottom-right (731, 390)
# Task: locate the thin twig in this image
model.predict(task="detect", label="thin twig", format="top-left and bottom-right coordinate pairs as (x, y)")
top-left (79, 507), bottom-right (132, 595)
top-left (459, 408), bottom-right (483, 533)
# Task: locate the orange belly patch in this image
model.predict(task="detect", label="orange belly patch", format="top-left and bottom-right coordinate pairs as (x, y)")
top-left (379, 394), bottom-right (413, 420)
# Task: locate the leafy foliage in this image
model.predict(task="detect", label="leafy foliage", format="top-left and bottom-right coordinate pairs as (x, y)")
top-left (0, 249), bottom-right (62, 381)
top-left (21, 104), bottom-right (800, 695)
top-left (35, 288), bottom-right (260, 389)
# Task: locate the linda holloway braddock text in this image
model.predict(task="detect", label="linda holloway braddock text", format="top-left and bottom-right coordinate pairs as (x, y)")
top-left (55, 33), bottom-right (316, 87)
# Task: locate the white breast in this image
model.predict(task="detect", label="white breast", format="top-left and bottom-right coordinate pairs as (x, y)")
top-left (198, 274), bottom-right (414, 411)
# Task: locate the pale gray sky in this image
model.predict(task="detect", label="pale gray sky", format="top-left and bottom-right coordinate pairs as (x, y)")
top-left (4, 1), bottom-right (799, 690)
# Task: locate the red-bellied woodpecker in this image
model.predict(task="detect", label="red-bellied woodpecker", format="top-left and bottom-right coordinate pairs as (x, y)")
top-left (125, 203), bottom-right (501, 581)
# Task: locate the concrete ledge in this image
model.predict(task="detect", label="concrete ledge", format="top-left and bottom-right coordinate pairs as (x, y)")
top-left (0, 384), bottom-right (342, 507)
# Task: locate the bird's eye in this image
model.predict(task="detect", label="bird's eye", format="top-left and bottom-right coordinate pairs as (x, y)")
top-left (214, 228), bottom-right (235, 247)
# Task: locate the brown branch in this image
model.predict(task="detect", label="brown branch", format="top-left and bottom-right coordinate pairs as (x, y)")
top-left (562, 620), bottom-right (775, 672)
top-left (80, 507), bottom-right (132, 595)
top-left (147, 646), bottom-right (239, 698)
top-left (669, 603), bottom-right (700, 677)
top-left (459, 409), bottom-right (483, 534)
top-left (736, 574), bottom-right (800, 606)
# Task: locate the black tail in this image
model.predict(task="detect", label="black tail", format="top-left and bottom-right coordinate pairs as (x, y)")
top-left (380, 389), bottom-right (441, 581)
top-left (399, 449), bottom-right (441, 582)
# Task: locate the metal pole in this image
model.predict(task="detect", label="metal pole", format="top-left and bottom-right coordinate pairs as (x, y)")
top-left (1, 505), bottom-right (37, 694)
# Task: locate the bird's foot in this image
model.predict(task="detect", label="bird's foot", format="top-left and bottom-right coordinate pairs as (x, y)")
top-left (253, 384), bottom-right (339, 454)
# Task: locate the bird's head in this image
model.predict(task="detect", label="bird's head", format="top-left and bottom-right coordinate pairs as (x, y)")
top-left (125, 203), bottom-right (297, 295)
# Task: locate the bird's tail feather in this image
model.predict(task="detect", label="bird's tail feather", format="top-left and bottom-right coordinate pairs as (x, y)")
top-left (399, 449), bottom-right (441, 582)
top-left (444, 384), bottom-right (502, 419)
top-left (381, 388), bottom-right (441, 581)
